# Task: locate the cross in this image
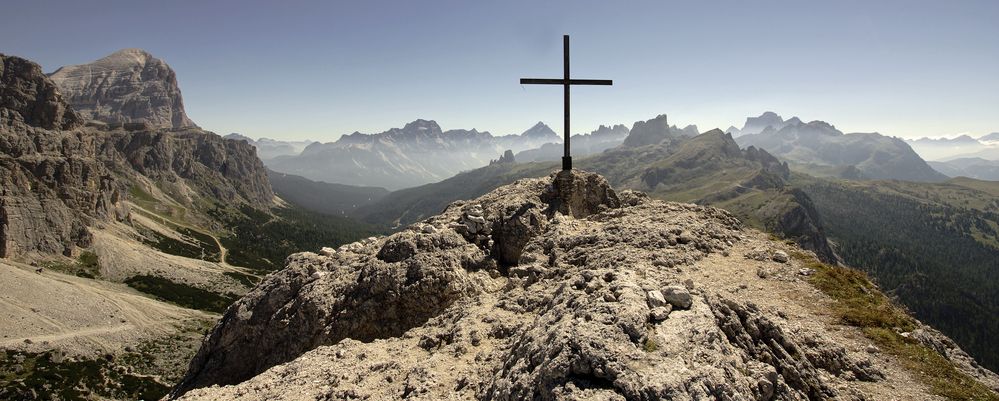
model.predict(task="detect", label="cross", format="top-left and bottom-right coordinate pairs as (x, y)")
top-left (520, 35), bottom-right (612, 170)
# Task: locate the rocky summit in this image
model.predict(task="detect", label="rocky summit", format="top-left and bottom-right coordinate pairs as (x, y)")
top-left (48, 48), bottom-right (198, 129)
top-left (171, 170), bottom-right (996, 400)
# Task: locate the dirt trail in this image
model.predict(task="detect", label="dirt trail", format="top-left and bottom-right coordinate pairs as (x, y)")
top-left (0, 259), bottom-right (212, 356)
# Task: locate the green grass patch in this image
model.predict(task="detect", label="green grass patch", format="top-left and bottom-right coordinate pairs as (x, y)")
top-left (40, 251), bottom-right (102, 279)
top-left (794, 251), bottom-right (999, 401)
top-left (138, 227), bottom-right (221, 263)
top-left (125, 275), bottom-right (236, 313)
top-left (212, 204), bottom-right (379, 271)
top-left (0, 349), bottom-right (169, 401)
top-left (642, 337), bottom-right (659, 353)
top-left (128, 184), bottom-right (159, 204)
top-left (224, 270), bottom-right (261, 287)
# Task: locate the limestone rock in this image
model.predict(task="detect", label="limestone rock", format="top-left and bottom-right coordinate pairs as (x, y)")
top-left (174, 227), bottom-right (484, 393)
top-left (0, 53), bottom-right (273, 258)
top-left (49, 49), bottom-right (198, 129)
top-left (171, 170), bottom-right (993, 401)
top-left (661, 285), bottom-right (693, 310)
top-left (1, 54), bottom-right (82, 130)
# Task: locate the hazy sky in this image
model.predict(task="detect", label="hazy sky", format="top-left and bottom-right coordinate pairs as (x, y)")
top-left (3, 0), bottom-right (998, 141)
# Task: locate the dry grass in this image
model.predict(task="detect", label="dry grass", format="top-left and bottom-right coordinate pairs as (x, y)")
top-left (793, 251), bottom-right (999, 401)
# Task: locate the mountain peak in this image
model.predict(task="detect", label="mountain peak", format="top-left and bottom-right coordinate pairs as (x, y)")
top-left (401, 119), bottom-right (441, 132)
top-left (622, 114), bottom-right (671, 147)
top-left (519, 121), bottom-right (559, 140)
top-left (48, 49), bottom-right (197, 129)
top-left (100, 48), bottom-right (155, 65)
top-left (0, 54), bottom-right (83, 130)
top-left (741, 111), bottom-right (786, 135)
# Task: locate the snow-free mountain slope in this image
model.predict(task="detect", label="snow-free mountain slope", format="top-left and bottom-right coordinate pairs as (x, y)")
top-left (49, 49), bottom-right (198, 129)
top-left (735, 113), bottom-right (947, 182)
top-left (266, 120), bottom-right (561, 190)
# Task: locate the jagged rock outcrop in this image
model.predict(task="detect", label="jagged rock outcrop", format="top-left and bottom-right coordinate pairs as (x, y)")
top-left (171, 170), bottom-right (985, 400)
top-left (489, 149), bottom-right (515, 165)
top-left (622, 115), bottom-right (698, 148)
top-left (1, 54), bottom-right (126, 257)
top-left (622, 114), bottom-right (671, 147)
top-left (105, 128), bottom-right (274, 207)
top-left (49, 48), bottom-right (197, 129)
top-left (1, 54), bottom-right (272, 258)
top-left (1, 53), bottom-right (82, 130)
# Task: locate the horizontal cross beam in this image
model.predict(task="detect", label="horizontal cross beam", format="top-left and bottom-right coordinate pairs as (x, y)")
top-left (520, 78), bottom-right (613, 85)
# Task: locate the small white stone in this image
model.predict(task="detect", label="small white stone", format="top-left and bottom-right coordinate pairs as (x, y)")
top-left (646, 290), bottom-right (667, 308)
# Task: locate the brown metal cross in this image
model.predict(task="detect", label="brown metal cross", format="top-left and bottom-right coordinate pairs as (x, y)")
top-left (520, 35), bottom-right (612, 170)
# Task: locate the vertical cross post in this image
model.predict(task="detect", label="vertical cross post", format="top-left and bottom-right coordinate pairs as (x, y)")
top-left (563, 35), bottom-right (571, 170)
top-left (520, 35), bottom-right (612, 171)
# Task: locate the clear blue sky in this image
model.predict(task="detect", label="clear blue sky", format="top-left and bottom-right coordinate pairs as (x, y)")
top-left (3, 0), bottom-right (997, 141)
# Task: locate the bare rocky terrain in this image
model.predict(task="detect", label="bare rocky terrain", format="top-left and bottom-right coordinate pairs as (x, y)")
top-left (173, 170), bottom-right (998, 400)
top-left (48, 48), bottom-right (198, 129)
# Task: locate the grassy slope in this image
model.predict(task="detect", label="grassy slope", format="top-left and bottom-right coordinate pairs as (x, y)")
top-left (798, 251), bottom-right (998, 401)
top-left (795, 175), bottom-right (999, 371)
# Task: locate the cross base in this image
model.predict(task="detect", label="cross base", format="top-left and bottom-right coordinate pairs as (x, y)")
top-left (562, 156), bottom-right (572, 171)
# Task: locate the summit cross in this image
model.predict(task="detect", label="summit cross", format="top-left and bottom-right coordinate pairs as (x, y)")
top-left (520, 35), bottom-right (612, 170)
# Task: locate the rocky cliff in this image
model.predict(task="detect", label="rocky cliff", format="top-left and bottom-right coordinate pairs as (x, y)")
top-left (1, 54), bottom-right (272, 258)
top-left (172, 170), bottom-right (997, 400)
top-left (1, 54), bottom-right (82, 130)
top-left (48, 49), bottom-right (198, 129)
top-left (1, 53), bottom-right (125, 257)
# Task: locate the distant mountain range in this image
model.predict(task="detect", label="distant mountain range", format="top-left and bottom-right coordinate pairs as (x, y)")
top-left (515, 124), bottom-right (630, 162)
top-left (515, 114), bottom-right (699, 163)
top-left (928, 158), bottom-right (999, 181)
top-left (905, 134), bottom-right (999, 162)
top-left (265, 120), bottom-right (560, 190)
top-left (346, 126), bottom-right (999, 372)
top-left (224, 134), bottom-right (316, 160)
top-left (733, 112), bottom-right (947, 182)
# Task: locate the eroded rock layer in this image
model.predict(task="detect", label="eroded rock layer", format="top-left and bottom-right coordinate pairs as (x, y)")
top-left (48, 48), bottom-right (197, 129)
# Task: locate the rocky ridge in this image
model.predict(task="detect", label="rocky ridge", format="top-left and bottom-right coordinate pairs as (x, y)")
top-left (49, 48), bottom-right (197, 129)
top-left (172, 170), bottom-right (995, 400)
top-left (1, 53), bottom-right (273, 258)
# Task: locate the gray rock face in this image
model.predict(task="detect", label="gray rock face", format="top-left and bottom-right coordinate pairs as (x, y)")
top-left (172, 170), bottom-right (978, 401)
top-left (1, 54), bottom-right (272, 258)
top-left (1, 54), bottom-right (82, 130)
top-left (622, 114), bottom-right (671, 147)
top-left (1, 54), bottom-right (124, 256)
top-left (48, 49), bottom-right (197, 129)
